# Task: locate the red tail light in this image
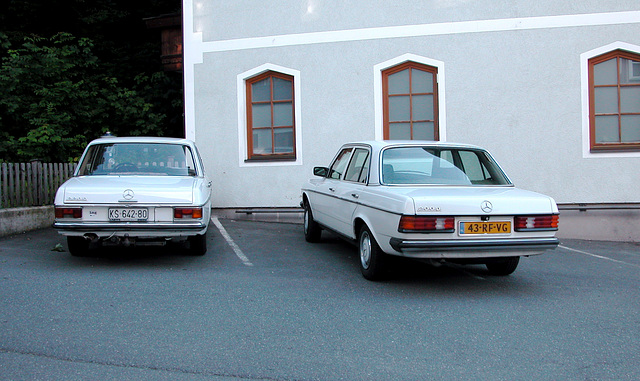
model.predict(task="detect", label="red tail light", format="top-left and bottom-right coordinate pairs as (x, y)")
top-left (174, 208), bottom-right (203, 219)
top-left (398, 216), bottom-right (455, 233)
top-left (55, 207), bottom-right (82, 219)
top-left (514, 215), bottom-right (559, 231)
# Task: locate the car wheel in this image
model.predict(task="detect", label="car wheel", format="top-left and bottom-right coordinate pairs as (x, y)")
top-left (188, 233), bottom-right (207, 256)
top-left (303, 201), bottom-right (322, 243)
top-left (67, 236), bottom-right (90, 257)
top-left (485, 257), bottom-right (520, 276)
top-left (358, 225), bottom-right (386, 281)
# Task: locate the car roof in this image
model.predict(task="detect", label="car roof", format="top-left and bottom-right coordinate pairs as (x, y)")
top-left (87, 136), bottom-right (195, 146)
top-left (343, 140), bottom-right (486, 151)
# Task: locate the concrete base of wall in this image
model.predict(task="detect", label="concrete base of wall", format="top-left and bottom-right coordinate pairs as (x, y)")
top-left (212, 207), bottom-right (304, 225)
top-left (0, 206), bottom-right (54, 237)
top-left (556, 209), bottom-right (640, 243)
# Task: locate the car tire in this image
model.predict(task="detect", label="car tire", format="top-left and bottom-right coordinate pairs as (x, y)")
top-left (358, 225), bottom-right (386, 281)
top-left (485, 256), bottom-right (520, 276)
top-left (67, 236), bottom-right (90, 257)
top-left (303, 201), bottom-right (322, 243)
top-left (188, 233), bottom-right (207, 256)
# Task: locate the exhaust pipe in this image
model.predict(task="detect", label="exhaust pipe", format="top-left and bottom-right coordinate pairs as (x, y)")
top-left (83, 233), bottom-right (99, 243)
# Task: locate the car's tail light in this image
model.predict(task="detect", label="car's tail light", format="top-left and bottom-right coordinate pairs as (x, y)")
top-left (174, 208), bottom-right (203, 219)
top-left (55, 207), bottom-right (82, 219)
top-left (514, 215), bottom-right (559, 231)
top-left (398, 216), bottom-right (455, 233)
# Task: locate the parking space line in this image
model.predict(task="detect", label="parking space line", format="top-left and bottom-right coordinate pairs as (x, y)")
top-left (559, 244), bottom-right (640, 269)
top-left (211, 217), bottom-right (253, 266)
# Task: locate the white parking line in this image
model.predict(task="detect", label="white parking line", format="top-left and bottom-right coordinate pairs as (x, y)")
top-left (211, 217), bottom-right (253, 266)
top-left (559, 244), bottom-right (640, 269)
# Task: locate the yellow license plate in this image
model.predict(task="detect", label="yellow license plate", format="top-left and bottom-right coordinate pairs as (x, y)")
top-left (460, 221), bottom-right (511, 235)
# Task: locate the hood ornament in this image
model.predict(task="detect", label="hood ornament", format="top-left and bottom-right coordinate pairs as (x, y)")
top-left (481, 200), bottom-right (493, 213)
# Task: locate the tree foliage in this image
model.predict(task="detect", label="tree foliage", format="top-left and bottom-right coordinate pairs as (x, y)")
top-left (0, 0), bottom-right (183, 163)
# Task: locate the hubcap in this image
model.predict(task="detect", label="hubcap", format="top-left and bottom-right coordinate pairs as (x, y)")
top-left (360, 232), bottom-right (371, 269)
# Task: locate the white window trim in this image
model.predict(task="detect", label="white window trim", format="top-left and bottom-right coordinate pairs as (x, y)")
top-left (237, 63), bottom-right (303, 167)
top-left (374, 53), bottom-right (446, 141)
top-left (580, 41), bottom-right (640, 158)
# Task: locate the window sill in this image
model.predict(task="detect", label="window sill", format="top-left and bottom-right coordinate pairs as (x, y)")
top-left (245, 156), bottom-right (297, 163)
top-left (590, 144), bottom-right (640, 153)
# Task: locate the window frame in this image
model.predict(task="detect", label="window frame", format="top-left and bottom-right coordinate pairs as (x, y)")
top-left (382, 61), bottom-right (439, 141)
top-left (245, 70), bottom-right (296, 161)
top-left (588, 49), bottom-right (640, 152)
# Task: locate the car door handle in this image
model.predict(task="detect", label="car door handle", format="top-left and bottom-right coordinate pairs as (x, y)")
top-left (351, 193), bottom-right (359, 199)
top-left (329, 187), bottom-right (335, 192)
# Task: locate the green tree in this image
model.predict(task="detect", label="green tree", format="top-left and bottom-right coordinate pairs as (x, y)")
top-left (0, 0), bottom-right (184, 163)
top-left (0, 33), bottom-right (166, 162)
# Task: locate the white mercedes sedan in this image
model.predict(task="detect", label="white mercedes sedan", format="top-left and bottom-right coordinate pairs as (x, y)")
top-left (54, 136), bottom-right (212, 256)
top-left (301, 141), bottom-right (559, 280)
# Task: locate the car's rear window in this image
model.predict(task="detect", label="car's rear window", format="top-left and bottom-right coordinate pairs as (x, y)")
top-left (77, 143), bottom-right (198, 176)
top-left (381, 147), bottom-right (510, 185)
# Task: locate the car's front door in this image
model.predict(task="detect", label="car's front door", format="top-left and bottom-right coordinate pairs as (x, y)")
top-left (311, 147), bottom-right (353, 230)
top-left (314, 147), bottom-right (370, 239)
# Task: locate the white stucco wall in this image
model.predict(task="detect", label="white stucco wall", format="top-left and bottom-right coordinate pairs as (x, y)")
top-left (184, 1), bottom-right (640, 208)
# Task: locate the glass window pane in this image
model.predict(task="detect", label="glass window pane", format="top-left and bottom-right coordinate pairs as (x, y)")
top-left (329, 148), bottom-right (353, 180)
top-left (389, 123), bottom-right (411, 140)
top-left (344, 148), bottom-right (369, 182)
top-left (621, 115), bottom-right (640, 142)
top-left (412, 69), bottom-right (433, 93)
top-left (620, 58), bottom-right (640, 84)
top-left (252, 104), bottom-right (271, 127)
top-left (389, 96), bottom-right (410, 122)
top-left (273, 77), bottom-right (292, 100)
top-left (273, 128), bottom-right (294, 153)
top-left (594, 87), bottom-right (618, 114)
top-left (412, 94), bottom-right (434, 121)
top-left (251, 78), bottom-right (271, 102)
top-left (595, 115), bottom-right (620, 143)
top-left (413, 122), bottom-right (435, 140)
top-left (253, 129), bottom-right (272, 154)
top-left (620, 87), bottom-right (640, 113)
top-left (273, 102), bottom-right (293, 126)
top-left (594, 58), bottom-right (618, 86)
top-left (459, 151), bottom-right (485, 182)
top-left (388, 69), bottom-right (410, 94)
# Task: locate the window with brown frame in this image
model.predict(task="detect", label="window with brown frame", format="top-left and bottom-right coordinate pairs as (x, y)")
top-left (246, 71), bottom-right (295, 160)
top-left (589, 50), bottom-right (640, 152)
top-left (382, 61), bottom-right (439, 140)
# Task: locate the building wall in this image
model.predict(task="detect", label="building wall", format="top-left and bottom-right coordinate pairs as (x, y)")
top-left (184, 1), bottom-right (640, 208)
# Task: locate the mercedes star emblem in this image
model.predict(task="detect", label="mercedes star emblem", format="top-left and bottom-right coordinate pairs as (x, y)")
top-left (481, 200), bottom-right (493, 213)
top-left (123, 189), bottom-right (135, 200)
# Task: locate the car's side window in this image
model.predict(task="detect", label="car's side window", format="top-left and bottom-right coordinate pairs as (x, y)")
top-left (329, 148), bottom-right (353, 180)
top-left (458, 150), bottom-right (505, 185)
top-left (344, 148), bottom-right (370, 183)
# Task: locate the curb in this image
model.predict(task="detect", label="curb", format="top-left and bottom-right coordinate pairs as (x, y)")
top-left (0, 206), bottom-right (54, 237)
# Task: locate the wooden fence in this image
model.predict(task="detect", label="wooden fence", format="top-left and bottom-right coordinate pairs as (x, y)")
top-left (0, 162), bottom-right (76, 208)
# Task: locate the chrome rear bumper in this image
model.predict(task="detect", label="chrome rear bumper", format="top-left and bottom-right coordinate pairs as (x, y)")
top-left (53, 221), bottom-right (206, 231)
top-left (390, 237), bottom-right (559, 254)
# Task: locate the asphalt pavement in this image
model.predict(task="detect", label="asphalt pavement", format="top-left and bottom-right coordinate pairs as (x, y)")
top-left (1, 219), bottom-right (639, 380)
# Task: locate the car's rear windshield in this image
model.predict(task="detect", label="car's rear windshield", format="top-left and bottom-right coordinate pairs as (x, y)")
top-left (77, 143), bottom-right (198, 176)
top-left (381, 147), bottom-right (511, 186)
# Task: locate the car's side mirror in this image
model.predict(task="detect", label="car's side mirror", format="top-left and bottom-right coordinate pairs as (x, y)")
top-left (313, 167), bottom-right (328, 177)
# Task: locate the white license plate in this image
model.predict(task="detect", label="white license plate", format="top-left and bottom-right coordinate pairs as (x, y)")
top-left (108, 208), bottom-right (148, 221)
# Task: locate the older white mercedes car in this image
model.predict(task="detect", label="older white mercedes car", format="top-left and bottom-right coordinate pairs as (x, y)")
top-left (301, 141), bottom-right (559, 280)
top-left (54, 136), bottom-right (212, 256)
